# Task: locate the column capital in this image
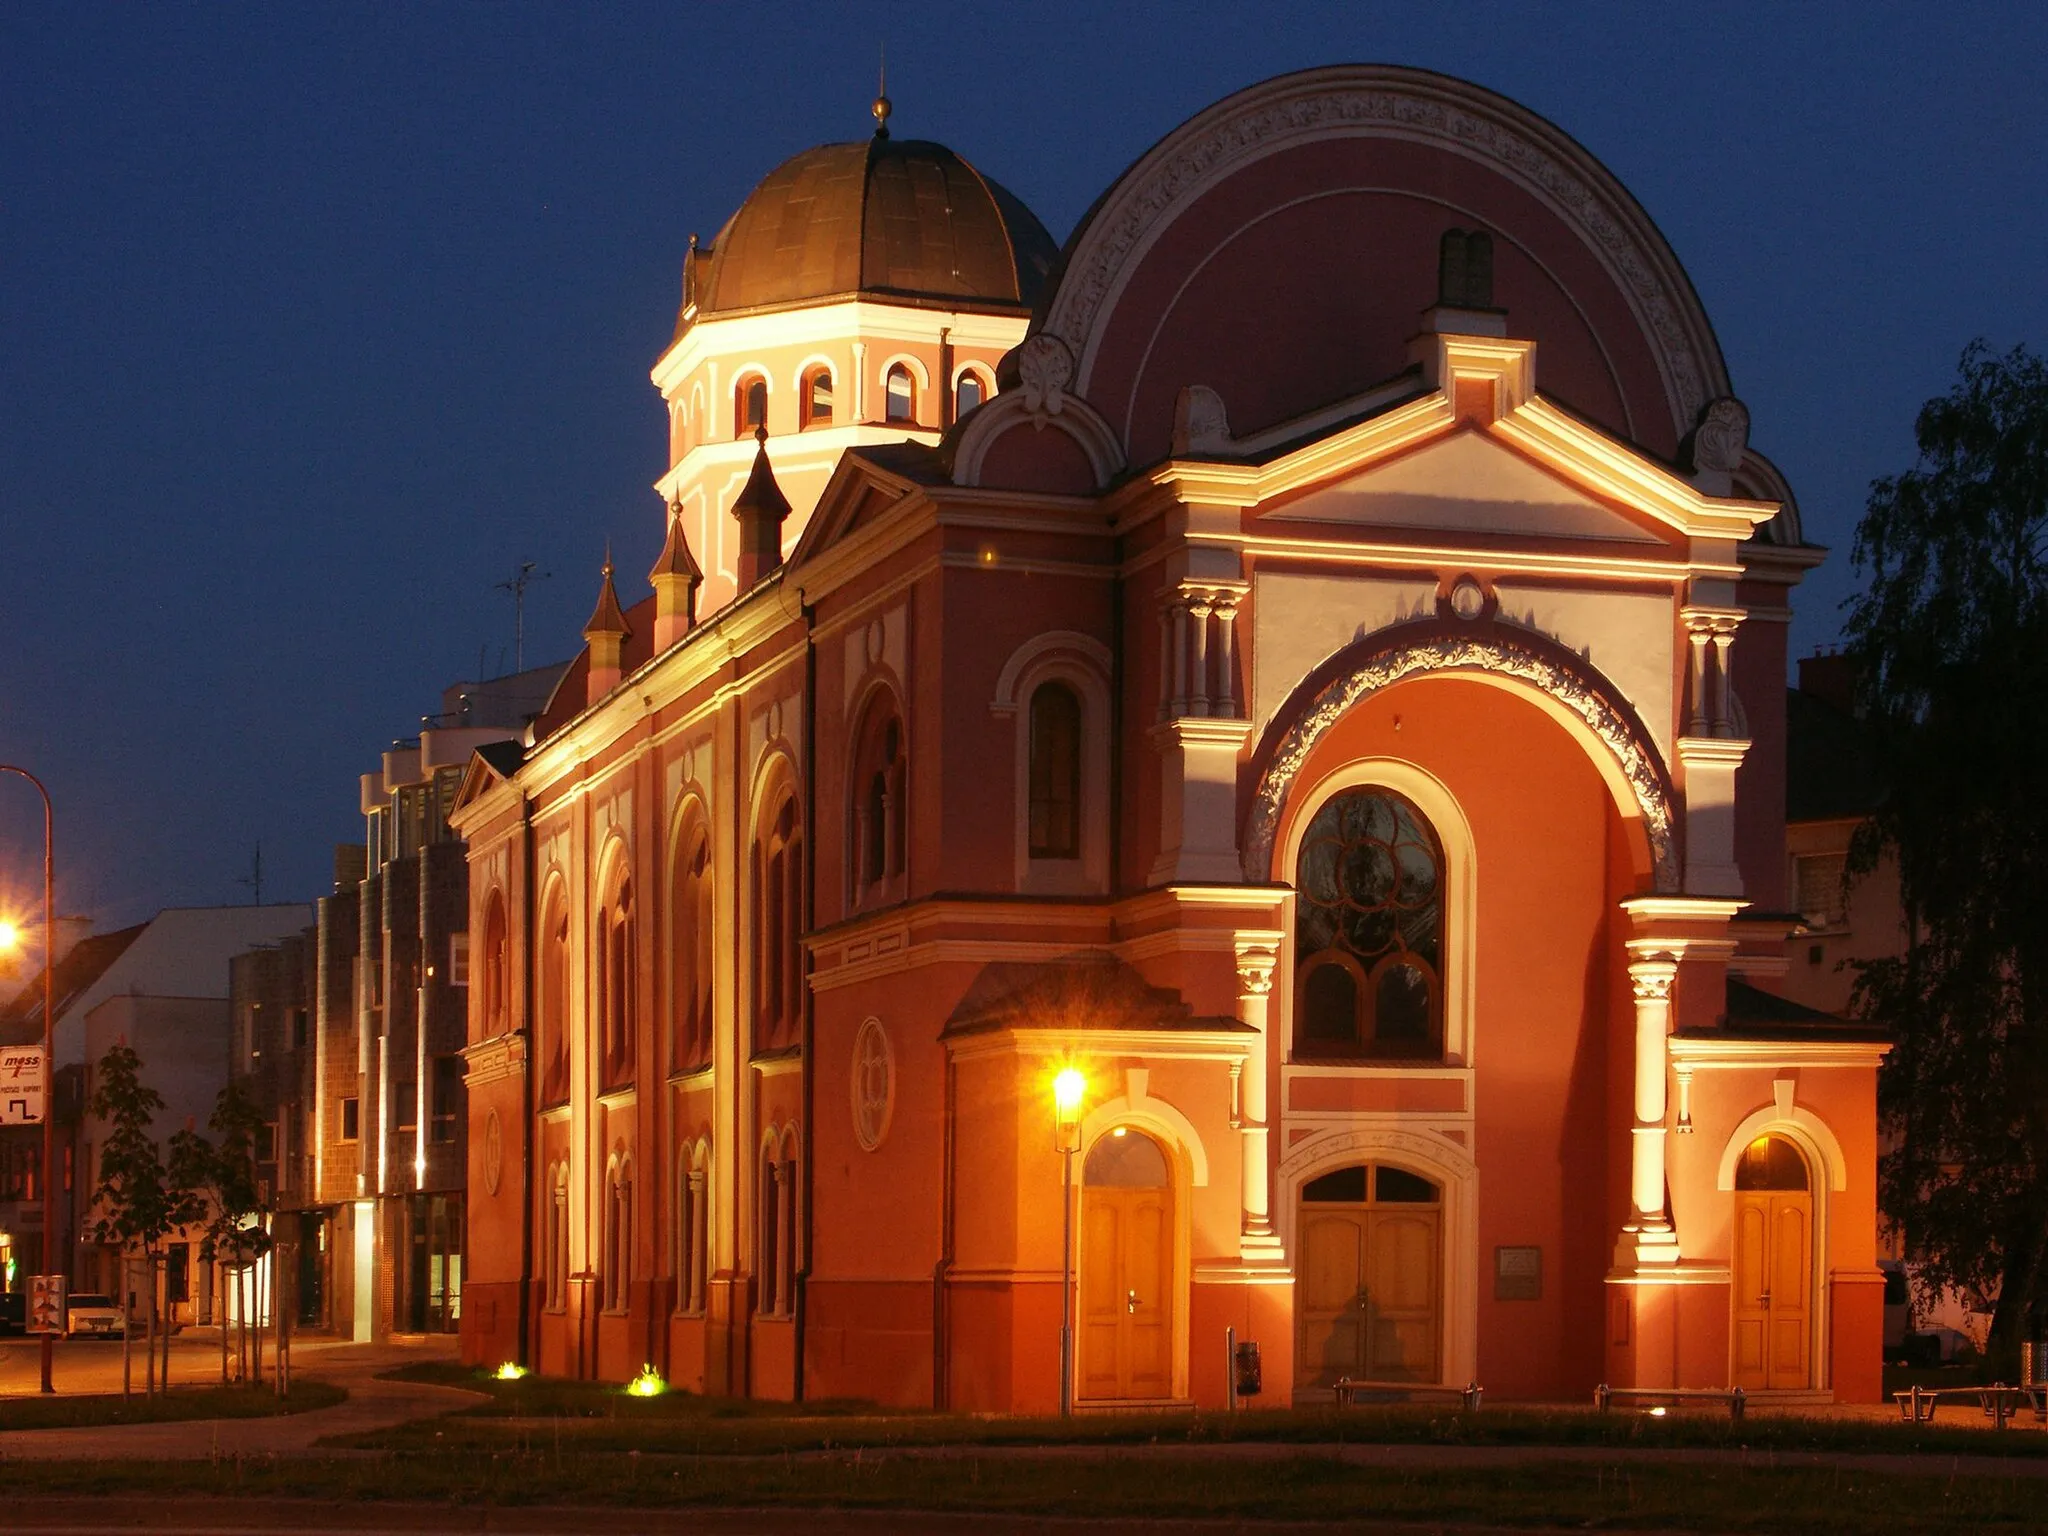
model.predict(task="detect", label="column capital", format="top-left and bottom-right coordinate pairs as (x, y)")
top-left (1233, 930), bottom-right (1284, 995)
top-left (1627, 958), bottom-right (1678, 1002)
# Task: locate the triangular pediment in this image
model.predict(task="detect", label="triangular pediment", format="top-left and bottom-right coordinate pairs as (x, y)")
top-left (1262, 428), bottom-right (1668, 545)
top-left (787, 448), bottom-right (925, 570)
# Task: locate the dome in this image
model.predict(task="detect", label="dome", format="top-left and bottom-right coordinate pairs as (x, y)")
top-left (691, 136), bottom-right (1057, 321)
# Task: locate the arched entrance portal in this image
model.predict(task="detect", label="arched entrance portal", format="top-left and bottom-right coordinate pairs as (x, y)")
top-left (1079, 1129), bottom-right (1175, 1401)
top-left (1731, 1134), bottom-right (1814, 1391)
top-left (1296, 1164), bottom-right (1442, 1387)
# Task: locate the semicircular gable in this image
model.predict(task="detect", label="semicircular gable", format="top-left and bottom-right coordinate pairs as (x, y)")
top-left (1038, 65), bottom-right (1729, 471)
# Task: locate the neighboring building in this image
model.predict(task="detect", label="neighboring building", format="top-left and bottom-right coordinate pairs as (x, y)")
top-left (456, 67), bottom-right (1888, 1407)
top-left (0, 905), bottom-right (310, 1287)
top-left (240, 665), bottom-right (563, 1340)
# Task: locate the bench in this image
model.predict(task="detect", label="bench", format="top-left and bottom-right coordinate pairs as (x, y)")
top-left (1894, 1383), bottom-right (2048, 1428)
top-left (1331, 1378), bottom-right (1484, 1411)
top-left (1594, 1384), bottom-right (1747, 1421)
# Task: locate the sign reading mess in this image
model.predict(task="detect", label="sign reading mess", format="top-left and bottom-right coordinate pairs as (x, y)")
top-left (28, 1274), bottom-right (64, 1335)
top-left (0, 1046), bottom-right (44, 1125)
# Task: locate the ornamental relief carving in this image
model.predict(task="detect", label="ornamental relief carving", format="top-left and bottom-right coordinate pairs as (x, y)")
top-left (1244, 629), bottom-right (1679, 892)
top-left (1045, 76), bottom-right (1716, 430)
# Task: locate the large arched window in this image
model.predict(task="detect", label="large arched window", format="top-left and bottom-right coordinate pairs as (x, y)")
top-left (1027, 682), bottom-right (1082, 860)
top-left (670, 815), bottom-right (713, 1071)
top-left (597, 862), bottom-right (636, 1088)
top-left (734, 373), bottom-right (768, 437)
top-left (954, 368), bottom-right (989, 418)
top-left (800, 365), bottom-right (834, 429)
top-left (538, 885), bottom-right (570, 1107)
top-left (753, 790), bottom-right (803, 1052)
top-left (479, 891), bottom-right (508, 1036)
top-left (848, 693), bottom-right (905, 903)
top-left (884, 363), bottom-right (916, 425)
top-left (1293, 788), bottom-right (1445, 1060)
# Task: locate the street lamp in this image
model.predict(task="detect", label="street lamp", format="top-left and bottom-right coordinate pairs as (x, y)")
top-left (1052, 1065), bottom-right (1085, 1417)
top-left (0, 765), bottom-right (54, 1394)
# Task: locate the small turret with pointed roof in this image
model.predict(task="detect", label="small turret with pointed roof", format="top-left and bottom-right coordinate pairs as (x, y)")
top-left (731, 426), bottom-right (793, 596)
top-left (650, 494), bottom-right (704, 652)
top-left (582, 548), bottom-right (631, 702)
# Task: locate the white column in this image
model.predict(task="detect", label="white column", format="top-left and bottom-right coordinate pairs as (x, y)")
top-left (1213, 598), bottom-right (1239, 719)
top-left (1169, 599), bottom-right (1190, 718)
top-left (1686, 629), bottom-right (1711, 737)
top-left (1711, 630), bottom-right (1735, 737)
top-left (1233, 934), bottom-right (1285, 1261)
top-left (1187, 596), bottom-right (1213, 716)
top-left (1623, 955), bottom-right (1680, 1263)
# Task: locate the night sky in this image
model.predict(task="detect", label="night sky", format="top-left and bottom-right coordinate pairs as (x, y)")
top-left (4, 3), bottom-right (2044, 929)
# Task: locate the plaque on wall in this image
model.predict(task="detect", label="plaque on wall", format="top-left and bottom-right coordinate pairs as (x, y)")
top-left (1495, 1245), bottom-right (1542, 1301)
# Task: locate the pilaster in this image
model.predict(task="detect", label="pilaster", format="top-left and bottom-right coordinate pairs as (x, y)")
top-left (1232, 932), bottom-right (1285, 1263)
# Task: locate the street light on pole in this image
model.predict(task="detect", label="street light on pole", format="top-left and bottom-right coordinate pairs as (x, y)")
top-left (0, 764), bottom-right (55, 1394)
top-left (1052, 1065), bottom-right (1086, 1417)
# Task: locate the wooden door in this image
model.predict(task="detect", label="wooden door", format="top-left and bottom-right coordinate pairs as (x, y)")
top-left (1297, 1212), bottom-right (1366, 1387)
top-left (1730, 1134), bottom-right (1813, 1391)
top-left (1079, 1131), bottom-right (1175, 1400)
top-left (1295, 1164), bottom-right (1442, 1388)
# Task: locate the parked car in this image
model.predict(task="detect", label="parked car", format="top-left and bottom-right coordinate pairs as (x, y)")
top-left (64, 1293), bottom-right (125, 1338)
top-left (0, 1291), bottom-right (23, 1335)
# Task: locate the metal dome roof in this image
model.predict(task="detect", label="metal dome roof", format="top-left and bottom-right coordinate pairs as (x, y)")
top-left (690, 136), bottom-right (1057, 322)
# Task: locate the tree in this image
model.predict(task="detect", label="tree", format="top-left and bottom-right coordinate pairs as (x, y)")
top-left (1846, 340), bottom-right (2048, 1367)
top-left (86, 1042), bottom-right (199, 1397)
top-left (177, 1077), bottom-right (272, 1384)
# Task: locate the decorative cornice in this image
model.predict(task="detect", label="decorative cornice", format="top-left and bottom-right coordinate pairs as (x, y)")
top-left (1244, 625), bottom-right (1679, 890)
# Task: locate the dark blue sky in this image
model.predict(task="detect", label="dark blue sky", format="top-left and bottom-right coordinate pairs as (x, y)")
top-left (3, 3), bottom-right (2044, 927)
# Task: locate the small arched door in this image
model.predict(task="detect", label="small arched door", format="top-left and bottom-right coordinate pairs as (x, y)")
top-left (1296, 1163), bottom-right (1441, 1387)
top-left (1731, 1134), bottom-right (1813, 1390)
top-left (1079, 1129), bottom-right (1175, 1400)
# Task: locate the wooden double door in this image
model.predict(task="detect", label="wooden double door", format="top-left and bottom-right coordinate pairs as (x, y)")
top-left (1731, 1134), bottom-right (1814, 1391)
top-left (1296, 1163), bottom-right (1442, 1388)
top-left (1079, 1130), bottom-right (1176, 1401)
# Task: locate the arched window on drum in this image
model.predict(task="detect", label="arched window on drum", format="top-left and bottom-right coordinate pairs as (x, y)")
top-left (1293, 788), bottom-right (1445, 1060)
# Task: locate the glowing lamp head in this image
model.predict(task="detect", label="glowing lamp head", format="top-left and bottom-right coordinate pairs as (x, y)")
top-left (0, 921), bottom-right (19, 954)
top-left (495, 1361), bottom-right (527, 1381)
top-left (1052, 1067), bottom-right (1086, 1152)
top-left (627, 1364), bottom-right (667, 1398)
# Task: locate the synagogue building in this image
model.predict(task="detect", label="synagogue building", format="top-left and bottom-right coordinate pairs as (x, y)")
top-left (453, 65), bottom-right (1887, 1408)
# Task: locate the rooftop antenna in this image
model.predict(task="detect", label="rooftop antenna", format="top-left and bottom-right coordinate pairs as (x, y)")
top-left (872, 44), bottom-right (891, 139)
top-left (236, 843), bottom-right (264, 907)
top-left (495, 561), bottom-right (551, 675)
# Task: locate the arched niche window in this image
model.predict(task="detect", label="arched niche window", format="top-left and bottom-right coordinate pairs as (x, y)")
top-left (597, 861), bottom-right (637, 1088)
top-left (734, 373), bottom-right (768, 437)
top-left (1027, 682), bottom-right (1082, 861)
top-left (676, 1139), bottom-right (710, 1316)
top-left (884, 363), bottom-right (916, 425)
top-left (538, 886), bottom-right (570, 1107)
top-left (1293, 788), bottom-right (1445, 1060)
top-left (479, 891), bottom-right (508, 1035)
top-left (800, 365), bottom-right (834, 429)
top-left (848, 693), bottom-right (906, 903)
top-left (670, 815), bottom-right (713, 1072)
top-left (757, 1129), bottom-right (798, 1318)
top-left (953, 368), bottom-right (989, 418)
top-left (753, 789), bottom-right (803, 1052)
top-left (602, 1155), bottom-right (632, 1312)
top-left (544, 1160), bottom-right (569, 1312)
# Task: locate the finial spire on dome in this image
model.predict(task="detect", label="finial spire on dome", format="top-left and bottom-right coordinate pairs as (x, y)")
top-left (872, 45), bottom-right (891, 139)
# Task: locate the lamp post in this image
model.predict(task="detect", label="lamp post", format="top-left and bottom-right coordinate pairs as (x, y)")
top-left (1052, 1066), bottom-right (1085, 1417)
top-left (0, 765), bottom-right (55, 1393)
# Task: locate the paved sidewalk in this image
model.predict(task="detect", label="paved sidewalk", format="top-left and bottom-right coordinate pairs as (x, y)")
top-left (0, 1337), bottom-right (477, 1461)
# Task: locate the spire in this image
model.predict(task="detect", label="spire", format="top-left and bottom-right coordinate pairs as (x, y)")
top-left (650, 494), bottom-right (704, 651)
top-left (582, 546), bottom-right (630, 641)
top-left (582, 548), bottom-right (631, 704)
top-left (872, 46), bottom-right (891, 139)
top-left (731, 426), bottom-right (792, 596)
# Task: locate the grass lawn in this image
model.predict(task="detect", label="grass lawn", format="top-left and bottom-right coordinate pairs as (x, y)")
top-left (0, 1448), bottom-right (2043, 1530)
top-left (0, 1380), bottom-right (345, 1431)
top-left (355, 1363), bottom-right (2048, 1460)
